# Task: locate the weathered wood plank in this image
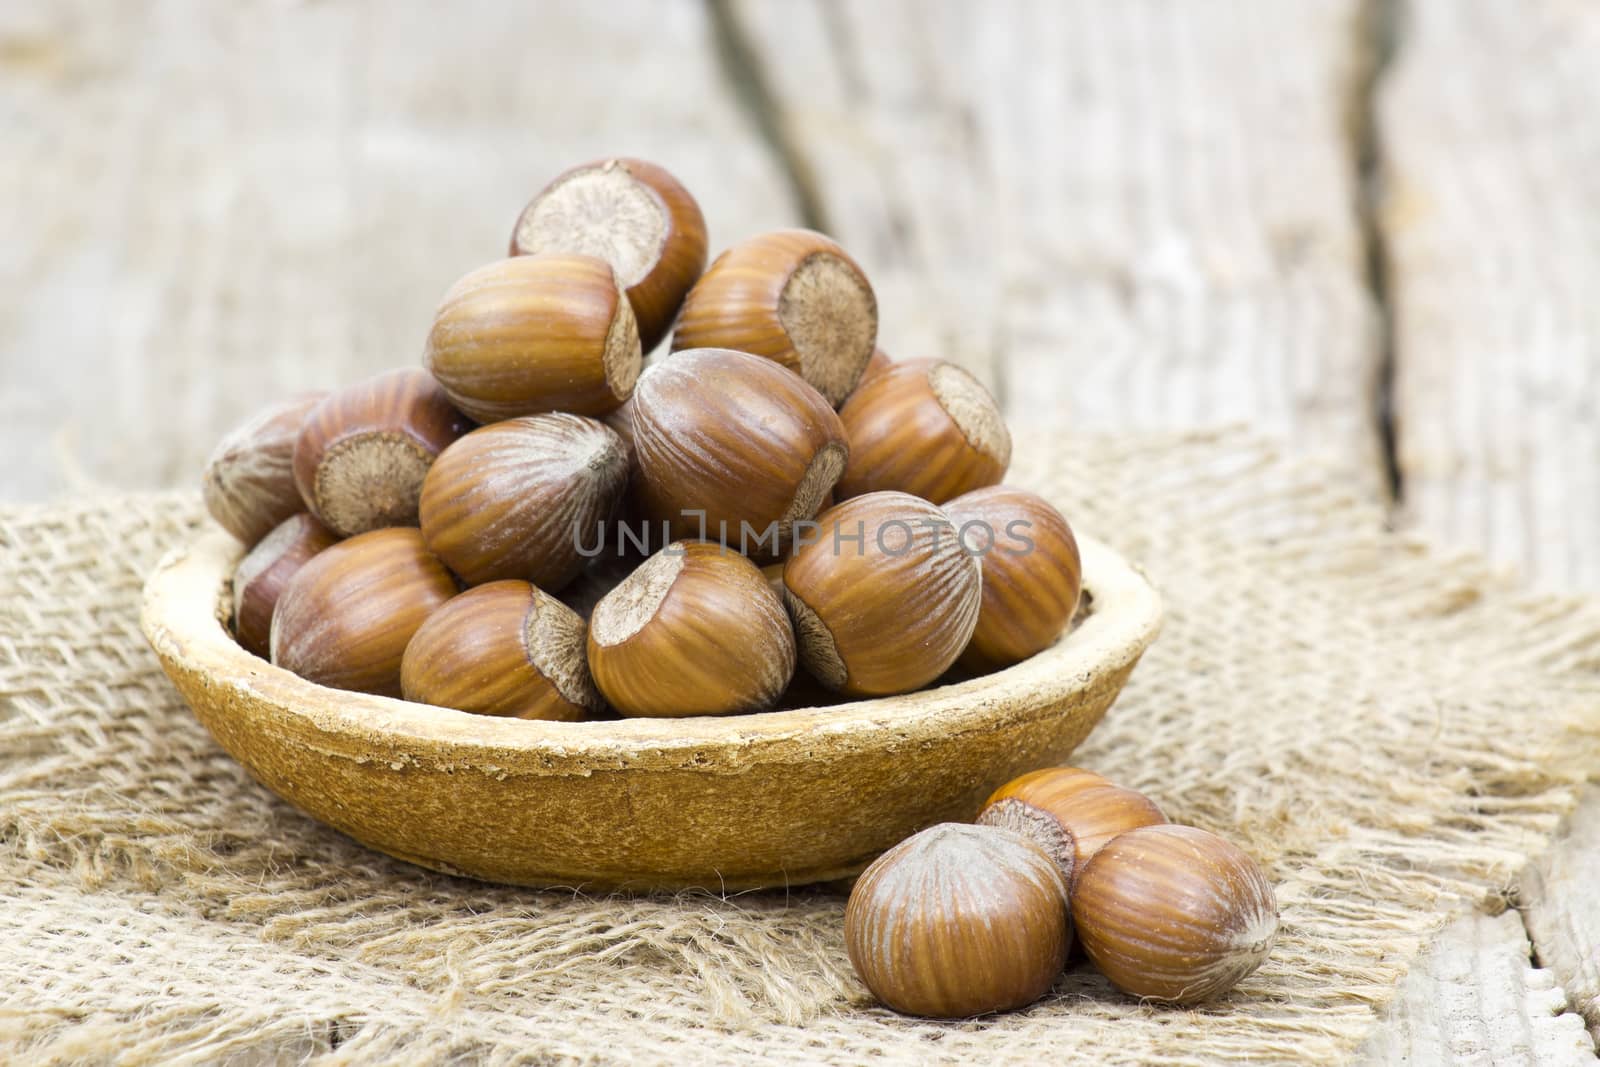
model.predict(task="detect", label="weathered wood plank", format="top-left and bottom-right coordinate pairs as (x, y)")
top-left (0, 0), bottom-right (793, 501)
top-left (727, 0), bottom-right (1383, 489)
top-left (1358, 910), bottom-right (1595, 1065)
top-left (1520, 785), bottom-right (1600, 1047)
top-left (1379, 0), bottom-right (1600, 593)
top-left (735, 1), bottom-right (1600, 1054)
top-left (1378, 2), bottom-right (1600, 1051)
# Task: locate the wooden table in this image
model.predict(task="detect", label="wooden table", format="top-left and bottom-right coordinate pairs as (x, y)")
top-left (3, 1), bottom-right (1596, 1060)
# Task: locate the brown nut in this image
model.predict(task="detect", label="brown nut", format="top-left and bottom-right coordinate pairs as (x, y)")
top-left (510, 158), bottom-right (707, 354)
top-left (1073, 824), bottom-right (1280, 1004)
top-left (270, 527), bottom-right (457, 697)
top-left (231, 513), bottom-right (337, 658)
top-left (292, 369), bottom-right (471, 538)
top-left (845, 823), bottom-right (1071, 1018)
top-left (631, 348), bottom-right (848, 548)
top-left (586, 541), bottom-right (795, 717)
top-left (783, 492), bottom-right (981, 696)
top-left (418, 414), bottom-right (628, 590)
top-left (836, 358), bottom-right (1010, 503)
top-left (424, 253), bottom-right (642, 422)
top-left (401, 580), bottom-right (598, 720)
top-left (857, 346), bottom-right (893, 386)
top-left (943, 486), bottom-right (1082, 670)
top-left (977, 769), bottom-right (1166, 888)
top-left (671, 229), bottom-right (876, 405)
top-left (202, 392), bottom-right (325, 544)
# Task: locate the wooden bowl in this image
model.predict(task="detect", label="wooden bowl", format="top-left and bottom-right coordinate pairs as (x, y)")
top-left (140, 530), bottom-right (1161, 891)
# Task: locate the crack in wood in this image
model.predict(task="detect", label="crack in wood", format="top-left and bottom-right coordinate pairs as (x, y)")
top-left (704, 0), bottom-right (831, 234)
top-left (1354, 0), bottom-right (1405, 506)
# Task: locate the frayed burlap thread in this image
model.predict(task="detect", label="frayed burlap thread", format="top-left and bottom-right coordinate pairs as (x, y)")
top-left (3, 428), bottom-right (1599, 1065)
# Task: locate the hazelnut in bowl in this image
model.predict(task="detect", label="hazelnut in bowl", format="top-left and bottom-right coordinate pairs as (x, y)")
top-left (144, 158), bottom-right (1162, 891)
top-left (140, 517), bottom-right (1160, 892)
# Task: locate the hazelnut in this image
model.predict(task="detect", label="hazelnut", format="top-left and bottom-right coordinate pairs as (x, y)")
top-left (418, 414), bottom-right (628, 590)
top-left (671, 229), bottom-right (877, 405)
top-left (401, 580), bottom-right (598, 720)
top-left (857, 346), bottom-right (893, 386)
top-left (270, 527), bottom-right (457, 697)
top-left (230, 513), bottom-right (337, 658)
top-left (586, 541), bottom-right (795, 717)
top-left (1072, 824), bottom-right (1279, 1004)
top-left (845, 823), bottom-right (1071, 1018)
top-left (292, 369), bottom-right (471, 538)
top-left (782, 492), bottom-right (981, 696)
top-left (424, 253), bottom-right (642, 422)
top-left (836, 358), bottom-right (1010, 504)
top-left (977, 769), bottom-right (1166, 887)
top-left (631, 348), bottom-right (848, 548)
top-left (510, 158), bottom-right (707, 354)
top-left (942, 486), bottom-right (1082, 670)
top-left (201, 392), bottom-right (325, 544)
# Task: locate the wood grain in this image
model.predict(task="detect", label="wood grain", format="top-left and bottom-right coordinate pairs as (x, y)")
top-left (1358, 911), bottom-right (1595, 1065)
top-left (1379, 0), bottom-right (1600, 592)
top-left (0, 0), bottom-right (794, 500)
top-left (1520, 786), bottom-right (1600, 1047)
top-left (1378, 2), bottom-right (1600, 1053)
top-left (726, 0), bottom-right (1383, 489)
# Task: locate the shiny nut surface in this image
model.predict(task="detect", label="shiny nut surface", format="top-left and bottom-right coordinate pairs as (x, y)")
top-left (425, 253), bottom-right (642, 422)
top-left (1072, 824), bottom-right (1279, 1004)
top-left (511, 157), bottom-right (707, 354)
top-left (401, 580), bottom-right (597, 720)
top-left (587, 541), bottom-right (796, 716)
top-left (782, 491), bottom-right (981, 696)
top-left (631, 348), bottom-right (847, 548)
top-left (944, 486), bottom-right (1082, 670)
top-left (845, 823), bottom-right (1071, 1018)
top-left (202, 392), bottom-right (325, 545)
top-left (230, 513), bottom-right (336, 658)
top-left (671, 229), bottom-right (876, 406)
top-left (292, 369), bottom-right (471, 538)
top-left (978, 769), bottom-right (1166, 887)
top-left (270, 527), bottom-right (456, 698)
top-left (837, 358), bottom-right (1010, 503)
top-left (419, 414), bottom-right (628, 590)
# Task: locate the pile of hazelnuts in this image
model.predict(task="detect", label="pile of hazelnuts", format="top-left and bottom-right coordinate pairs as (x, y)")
top-left (199, 156), bottom-right (1278, 1019)
top-left (201, 157), bottom-right (1085, 718)
top-left (847, 766), bottom-right (1280, 1017)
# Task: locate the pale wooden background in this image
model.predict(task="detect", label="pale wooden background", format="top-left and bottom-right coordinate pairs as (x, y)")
top-left (3, 1), bottom-right (1598, 1060)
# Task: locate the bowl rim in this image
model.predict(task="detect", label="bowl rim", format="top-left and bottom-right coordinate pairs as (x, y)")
top-left (141, 529), bottom-right (1162, 776)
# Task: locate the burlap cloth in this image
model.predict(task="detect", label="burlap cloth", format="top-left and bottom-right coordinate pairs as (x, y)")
top-left (3, 427), bottom-right (1599, 1065)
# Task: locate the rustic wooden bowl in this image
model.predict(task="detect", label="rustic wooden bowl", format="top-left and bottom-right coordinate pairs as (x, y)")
top-left (140, 529), bottom-right (1161, 891)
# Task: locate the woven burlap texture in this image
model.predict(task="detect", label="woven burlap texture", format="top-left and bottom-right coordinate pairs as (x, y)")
top-left (3, 428), bottom-right (1599, 1065)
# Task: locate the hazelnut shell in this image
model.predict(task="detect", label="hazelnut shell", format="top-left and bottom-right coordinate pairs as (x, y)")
top-left (978, 775), bottom-right (1166, 887)
top-left (231, 513), bottom-right (337, 658)
top-left (292, 369), bottom-right (471, 538)
top-left (782, 491), bottom-right (981, 696)
top-left (418, 414), bottom-right (628, 590)
top-left (1072, 824), bottom-right (1279, 1004)
top-left (270, 527), bottom-right (457, 697)
top-left (586, 541), bottom-right (796, 717)
top-left (425, 253), bottom-right (642, 422)
top-left (510, 157), bottom-right (707, 354)
top-left (401, 580), bottom-right (598, 720)
top-left (836, 358), bottom-right (1010, 503)
top-left (671, 229), bottom-right (877, 406)
top-left (943, 486), bottom-right (1082, 670)
top-left (631, 348), bottom-right (848, 548)
top-left (202, 392), bottom-right (325, 544)
top-left (845, 823), bottom-right (1072, 1018)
